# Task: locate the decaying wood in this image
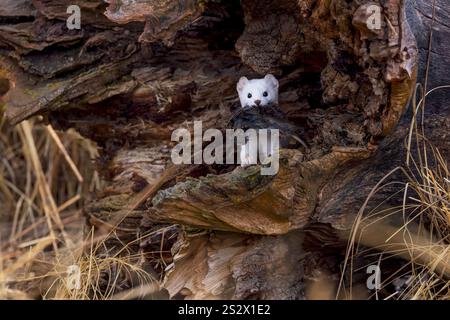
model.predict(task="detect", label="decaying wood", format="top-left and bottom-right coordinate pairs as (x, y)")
top-left (1, 0), bottom-right (448, 299)
top-left (162, 231), bottom-right (305, 299)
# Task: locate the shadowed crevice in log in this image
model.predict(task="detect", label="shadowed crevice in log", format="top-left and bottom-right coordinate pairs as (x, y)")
top-left (405, 0), bottom-right (450, 114)
top-left (0, 0), bottom-right (36, 24)
top-left (0, 78), bottom-right (10, 96)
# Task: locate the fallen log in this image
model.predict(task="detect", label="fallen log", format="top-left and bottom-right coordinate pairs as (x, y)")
top-left (1, 0), bottom-right (448, 299)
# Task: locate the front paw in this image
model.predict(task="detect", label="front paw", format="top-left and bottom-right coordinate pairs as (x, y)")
top-left (240, 145), bottom-right (252, 167)
top-left (240, 154), bottom-right (252, 167)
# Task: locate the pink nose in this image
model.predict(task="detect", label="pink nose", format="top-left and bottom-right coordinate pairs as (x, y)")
top-left (254, 100), bottom-right (261, 106)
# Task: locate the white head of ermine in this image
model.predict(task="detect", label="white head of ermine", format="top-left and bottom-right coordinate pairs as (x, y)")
top-left (237, 74), bottom-right (279, 108)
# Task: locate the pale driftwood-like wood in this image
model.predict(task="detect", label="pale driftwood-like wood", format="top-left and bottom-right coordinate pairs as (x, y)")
top-left (1, 0), bottom-right (448, 299)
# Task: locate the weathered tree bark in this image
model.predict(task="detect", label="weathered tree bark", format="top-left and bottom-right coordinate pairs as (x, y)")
top-left (0, 0), bottom-right (448, 299)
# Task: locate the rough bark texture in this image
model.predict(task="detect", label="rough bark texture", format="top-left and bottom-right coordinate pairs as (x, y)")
top-left (0, 0), bottom-right (448, 299)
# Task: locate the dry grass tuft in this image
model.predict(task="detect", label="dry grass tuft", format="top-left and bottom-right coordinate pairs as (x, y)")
top-left (339, 83), bottom-right (450, 300)
top-left (0, 116), bottom-right (168, 300)
top-left (0, 117), bottom-right (164, 300)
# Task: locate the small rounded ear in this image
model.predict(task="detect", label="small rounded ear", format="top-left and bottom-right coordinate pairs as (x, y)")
top-left (237, 77), bottom-right (249, 92)
top-left (264, 74), bottom-right (279, 89)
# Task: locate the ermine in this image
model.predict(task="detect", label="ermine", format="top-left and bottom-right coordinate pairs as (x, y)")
top-left (237, 74), bottom-right (279, 108)
top-left (236, 74), bottom-right (280, 167)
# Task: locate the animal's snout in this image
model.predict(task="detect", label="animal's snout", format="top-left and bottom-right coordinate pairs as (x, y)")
top-left (254, 100), bottom-right (261, 106)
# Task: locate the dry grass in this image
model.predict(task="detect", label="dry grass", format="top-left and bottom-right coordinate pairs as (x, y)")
top-left (43, 229), bottom-right (157, 300)
top-left (0, 116), bottom-right (166, 299)
top-left (0, 116), bottom-right (164, 299)
top-left (338, 83), bottom-right (450, 300)
top-left (0, 108), bottom-right (171, 300)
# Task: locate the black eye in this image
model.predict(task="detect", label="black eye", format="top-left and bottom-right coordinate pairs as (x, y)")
top-left (247, 93), bottom-right (252, 98)
top-left (263, 91), bottom-right (268, 97)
